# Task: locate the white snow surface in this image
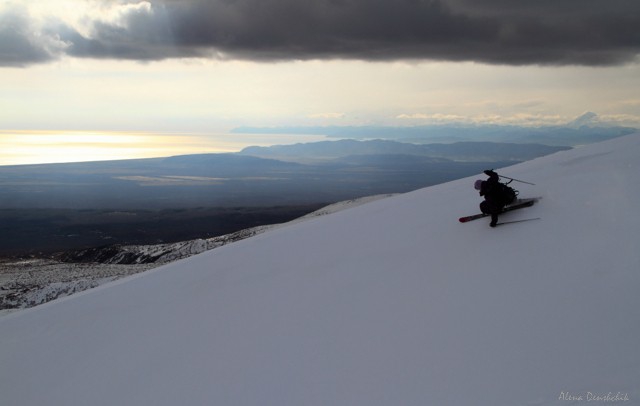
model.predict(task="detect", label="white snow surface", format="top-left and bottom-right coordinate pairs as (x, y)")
top-left (1, 135), bottom-right (639, 406)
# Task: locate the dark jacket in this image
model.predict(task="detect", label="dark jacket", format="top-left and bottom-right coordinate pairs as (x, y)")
top-left (478, 170), bottom-right (507, 225)
top-left (479, 171), bottom-right (505, 207)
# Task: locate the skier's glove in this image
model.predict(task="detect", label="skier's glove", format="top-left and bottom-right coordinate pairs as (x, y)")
top-left (484, 169), bottom-right (497, 177)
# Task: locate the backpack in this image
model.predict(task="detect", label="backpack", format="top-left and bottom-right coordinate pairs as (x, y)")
top-left (499, 183), bottom-right (518, 205)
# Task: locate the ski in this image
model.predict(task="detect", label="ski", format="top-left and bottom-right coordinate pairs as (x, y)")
top-left (458, 199), bottom-right (536, 223)
top-left (495, 217), bottom-right (541, 226)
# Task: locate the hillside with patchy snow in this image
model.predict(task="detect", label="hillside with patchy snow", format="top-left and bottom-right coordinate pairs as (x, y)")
top-left (1, 135), bottom-right (639, 406)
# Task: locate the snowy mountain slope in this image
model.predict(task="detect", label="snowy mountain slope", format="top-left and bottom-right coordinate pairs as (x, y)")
top-left (1, 134), bottom-right (639, 406)
top-left (0, 194), bottom-right (396, 311)
top-left (62, 193), bottom-right (398, 266)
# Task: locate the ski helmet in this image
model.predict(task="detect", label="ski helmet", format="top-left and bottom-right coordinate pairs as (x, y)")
top-left (474, 179), bottom-right (483, 190)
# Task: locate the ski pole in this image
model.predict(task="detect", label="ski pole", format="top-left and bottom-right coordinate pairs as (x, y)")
top-left (498, 175), bottom-right (535, 186)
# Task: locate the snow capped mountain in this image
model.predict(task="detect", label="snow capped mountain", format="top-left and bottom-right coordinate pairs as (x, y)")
top-left (1, 135), bottom-right (639, 406)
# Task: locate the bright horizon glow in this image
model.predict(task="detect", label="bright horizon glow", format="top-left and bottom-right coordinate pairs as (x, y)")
top-left (0, 130), bottom-right (330, 166)
top-left (2, 31), bottom-right (640, 167)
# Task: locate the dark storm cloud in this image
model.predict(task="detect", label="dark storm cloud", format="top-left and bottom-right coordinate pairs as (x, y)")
top-left (2, 0), bottom-right (639, 67)
top-left (0, 8), bottom-right (55, 67)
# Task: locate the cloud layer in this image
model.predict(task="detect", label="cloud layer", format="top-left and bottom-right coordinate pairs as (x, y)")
top-left (2, 0), bottom-right (639, 67)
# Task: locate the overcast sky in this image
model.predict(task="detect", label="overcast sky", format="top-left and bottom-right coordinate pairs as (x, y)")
top-left (1, 0), bottom-right (639, 163)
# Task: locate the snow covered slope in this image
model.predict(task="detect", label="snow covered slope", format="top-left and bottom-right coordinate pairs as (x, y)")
top-left (1, 135), bottom-right (639, 406)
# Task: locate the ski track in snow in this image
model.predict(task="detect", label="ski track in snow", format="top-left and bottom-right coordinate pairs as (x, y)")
top-left (1, 136), bottom-right (639, 406)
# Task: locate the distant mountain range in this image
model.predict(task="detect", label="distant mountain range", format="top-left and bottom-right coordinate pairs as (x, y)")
top-left (232, 121), bottom-right (636, 146)
top-left (239, 139), bottom-right (570, 163)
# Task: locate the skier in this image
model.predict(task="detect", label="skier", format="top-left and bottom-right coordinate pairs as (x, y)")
top-left (474, 169), bottom-right (517, 227)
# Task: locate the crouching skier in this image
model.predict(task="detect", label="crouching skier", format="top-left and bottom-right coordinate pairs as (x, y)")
top-left (474, 170), bottom-right (518, 227)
